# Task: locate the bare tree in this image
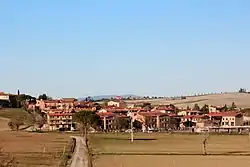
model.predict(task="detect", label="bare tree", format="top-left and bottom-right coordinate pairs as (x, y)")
top-left (8, 116), bottom-right (25, 131)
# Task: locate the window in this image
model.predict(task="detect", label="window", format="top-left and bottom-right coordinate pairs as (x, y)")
top-left (222, 122), bottom-right (224, 125)
top-left (231, 122), bottom-right (234, 126)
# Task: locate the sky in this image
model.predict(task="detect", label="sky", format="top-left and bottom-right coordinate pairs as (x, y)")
top-left (0, 0), bottom-right (250, 98)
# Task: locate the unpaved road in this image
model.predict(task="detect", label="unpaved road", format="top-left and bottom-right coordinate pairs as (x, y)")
top-left (70, 136), bottom-right (86, 167)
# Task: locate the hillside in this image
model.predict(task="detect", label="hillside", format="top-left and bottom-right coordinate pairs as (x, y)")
top-left (0, 108), bottom-right (33, 131)
top-left (125, 93), bottom-right (250, 109)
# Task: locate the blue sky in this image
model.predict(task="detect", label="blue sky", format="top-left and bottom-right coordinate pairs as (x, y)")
top-left (1, 0), bottom-right (250, 98)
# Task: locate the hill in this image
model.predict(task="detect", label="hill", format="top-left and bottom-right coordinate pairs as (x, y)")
top-left (79, 94), bottom-right (140, 100)
top-left (125, 93), bottom-right (250, 108)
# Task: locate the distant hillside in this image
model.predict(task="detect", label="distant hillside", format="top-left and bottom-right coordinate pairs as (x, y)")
top-left (125, 93), bottom-right (250, 109)
top-left (79, 94), bottom-right (140, 101)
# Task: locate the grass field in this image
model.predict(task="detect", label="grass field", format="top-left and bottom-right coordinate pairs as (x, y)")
top-left (0, 108), bottom-right (30, 119)
top-left (91, 133), bottom-right (250, 154)
top-left (0, 108), bottom-right (34, 132)
top-left (0, 131), bottom-right (73, 167)
top-left (91, 133), bottom-right (250, 167)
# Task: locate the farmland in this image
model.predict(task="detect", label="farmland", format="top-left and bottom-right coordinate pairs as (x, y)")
top-left (0, 131), bottom-right (73, 167)
top-left (0, 108), bottom-right (74, 167)
top-left (125, 92), bottom-right (250, 108)
top-left (91, 133), bottom-right (250, 167)
top-left (95, 155), bottom-right (250, 167)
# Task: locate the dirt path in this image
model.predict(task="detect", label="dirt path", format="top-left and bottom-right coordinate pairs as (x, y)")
top-left (70, 136), bottom-right (87, 167)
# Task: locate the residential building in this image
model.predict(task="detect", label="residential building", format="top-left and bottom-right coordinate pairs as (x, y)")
top-left (46, 109), bottom-right (75, 131)
top-left (139, 112), bottom-right (170, 130)
top-left (151, 105), bottom-right (175, 114)
top-left (207, 112), bottom-right (243, 127)
top-left (36, 98), bottom-right (77, 110)
top-left (107, 100), bottom-right (126, 108)
top-left (178, 110), bottom-right (201, 116)
top-left (209, 106), bottom-right (217, 113)
top-left (0, 92), bottom-right (17, 107)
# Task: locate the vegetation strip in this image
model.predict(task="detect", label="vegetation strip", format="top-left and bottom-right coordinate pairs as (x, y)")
top-left (96, 152), bottom-right (250, 156)
top-left (58, 138), bottom-right (76, 167)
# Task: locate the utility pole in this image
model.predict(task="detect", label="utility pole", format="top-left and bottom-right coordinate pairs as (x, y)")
top-left (130, 117), bottom-right (134, 143)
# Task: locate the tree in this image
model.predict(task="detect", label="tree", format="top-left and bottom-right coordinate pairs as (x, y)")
top-left (73, 111), bottom-right (101, 137)
top-left (38, 94), bottom-right (52, 100)
top-left (230, 102), bottom-right (237, 111)
top-left (193, 103), bottom-right (200, 111)
top-left (85, 96), bottom-right (93, 102)
top-left (239, 88), bottom-right (247, 93)
top-left (32, 109), bottom-right (47, 130)
top-left (222, 104), bottom-right (228, 112)
top-left (112, 116), bottom-right (129, 132)
top-left (8, 116), bottom-right (25, 131)
top-left (142, 102), bottom-right (152, 109)
top-left (73, 111), bottom-right (101, 167)
top-left (201, 104), bottom-right (209, 114)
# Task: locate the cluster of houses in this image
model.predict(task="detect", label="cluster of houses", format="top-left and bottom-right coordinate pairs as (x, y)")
top-left (27, 97), bottom-right (250, 133)
top-left (1, 91), bottom-right (250, 133)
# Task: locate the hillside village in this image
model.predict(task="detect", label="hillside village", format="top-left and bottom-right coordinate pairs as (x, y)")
top-left (1, 91), bottom-right (250, 134)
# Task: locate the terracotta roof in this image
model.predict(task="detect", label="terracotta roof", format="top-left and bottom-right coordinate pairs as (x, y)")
top-left (156, 107), bottom-right (175, 111)
top-left (48, 113), bottom-right (72, 116)
top-left (183, 115), bottom-right (209, 119)
top-left (102, 106), bottom-right (147, 112)
top-left (207, 112), bottom-right (242, 117)
top-left (61, 98), bottom-right (76, 102)
top-left (44, 100), bottom-right (60, 103)
top-left (74, 108), bottom-right (96, 112)
top-left (0, 92), bottom-right (8, 96)
top-left (97, 112), bottom-right (116, 117)
top-left (108, 100), bottom-right (125, 103)
top-left (139, 112), bottom-right (169, 117)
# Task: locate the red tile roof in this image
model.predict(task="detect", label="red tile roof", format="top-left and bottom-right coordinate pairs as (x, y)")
top-left (138, 112), bottom-right (169, 117)
top-left (44, 100), bottom-right (60, 103)
top-left (207, 112), bottom-right (241, 117)
top-left (48, 113), bottom-right (72, 116)
top-left (61, 98), bottom-right (76, 102)
top-left (156, 107), bottom-right (175, 111)
top-left (74, 108), bottom-right (96, 112)
top-left (0, 92), bottom-right (8, 96)
top-left (97, 112), bottom-right (116, 117)
top-left (183, 115), bottom-right (208, 119)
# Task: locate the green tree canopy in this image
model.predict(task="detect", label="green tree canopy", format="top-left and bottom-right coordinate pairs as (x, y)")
top-left (230, 102), bottom-right (237, 111)
top-left (38, 94), bottom-right (52, 100)
top-left (201, 104), bottom-right (209, 114)
top-left (112, 116), bottom-right (129, 131)
top-left (73, 111), bottom-right (101, 136)
top-left (193, 103), bottom-right (200, 111)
